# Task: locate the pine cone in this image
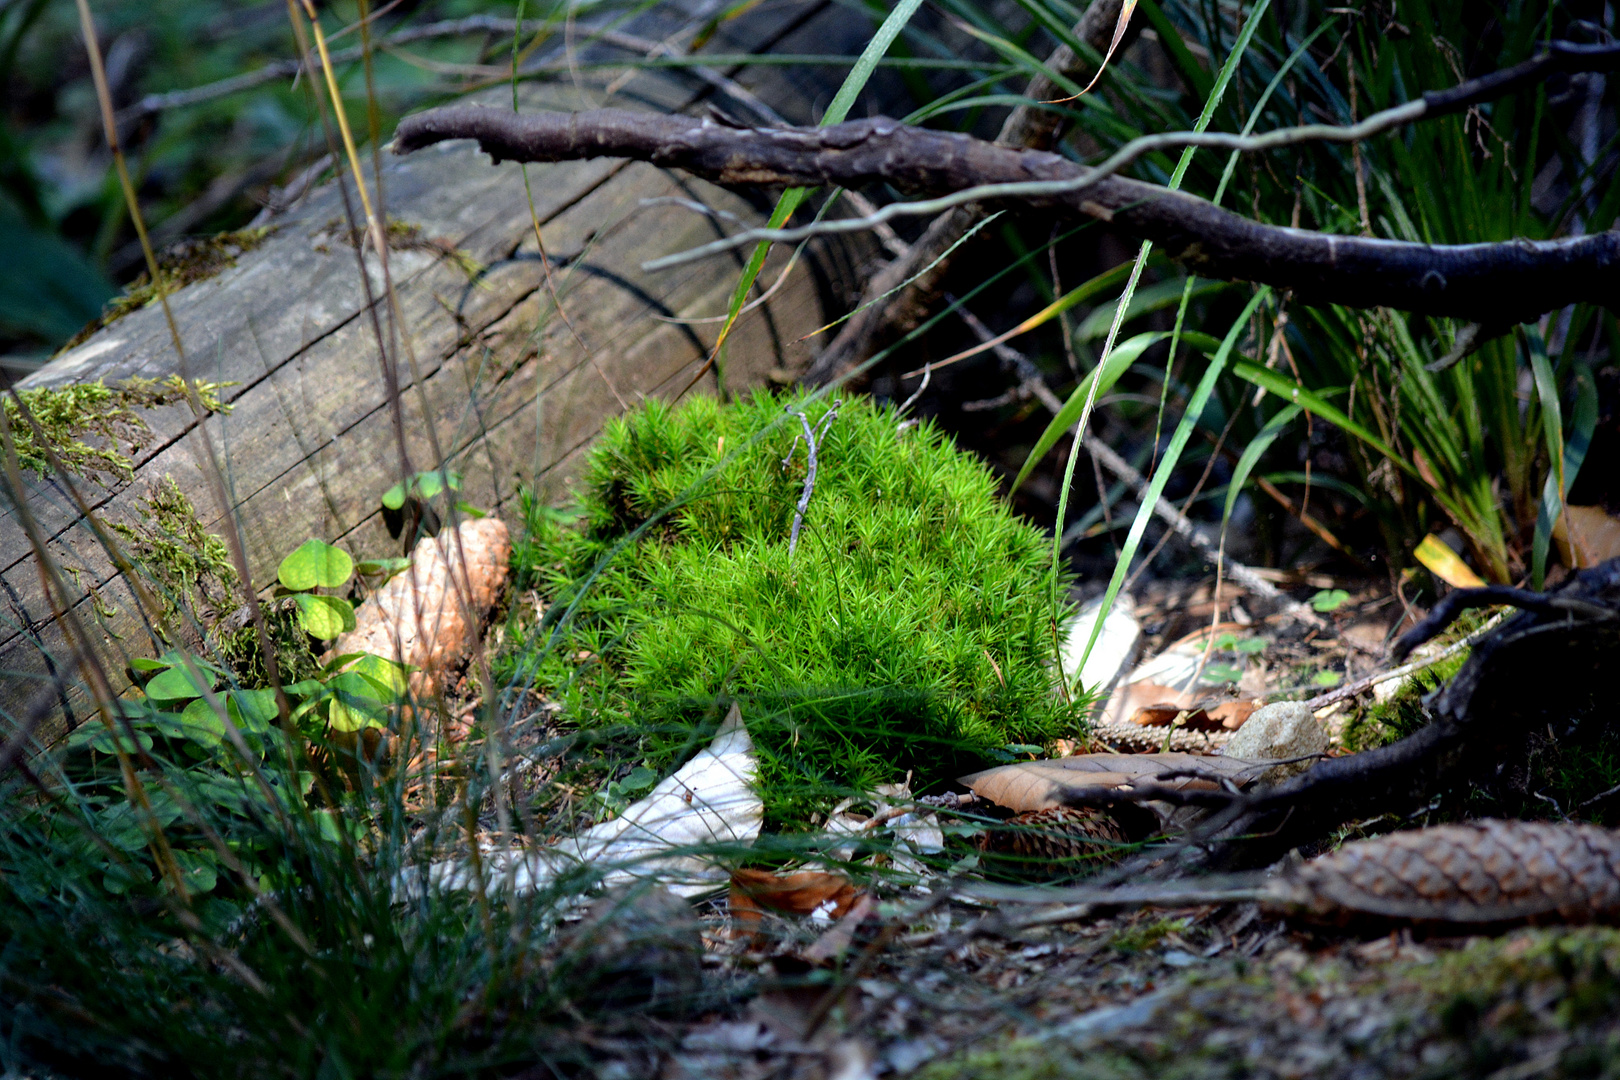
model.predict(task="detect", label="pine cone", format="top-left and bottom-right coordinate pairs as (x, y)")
top-left (1270, 819), bottom-right (1620, 927)
top-left (979, 806), bottom-right (1131, 868)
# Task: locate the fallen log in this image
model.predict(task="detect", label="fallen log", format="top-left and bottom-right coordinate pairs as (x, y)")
top-left (0, 0), bottom-right (873, 745)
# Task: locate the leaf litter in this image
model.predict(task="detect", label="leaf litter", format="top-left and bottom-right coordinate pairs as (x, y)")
top-left (404, 539), bottom-right (1593, 1077)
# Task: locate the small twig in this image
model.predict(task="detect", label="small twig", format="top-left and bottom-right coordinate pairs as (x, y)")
top-left (896, 363), bottom-right (931, 415)
top-left (1302, 611), bottom-right (1505, 710)
top-left (782, 400), bottom-right (841, 556)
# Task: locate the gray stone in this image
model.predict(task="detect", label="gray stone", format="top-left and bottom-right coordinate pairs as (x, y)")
top-left (1220, 702), bottom-right (1327, 782)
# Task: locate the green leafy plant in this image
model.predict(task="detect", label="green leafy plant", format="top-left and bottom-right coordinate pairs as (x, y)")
top-left (381, 468), bottom-right (462, 510)
top-left (1310, 589), bottom-right (1351, 613)
top-left (276, 537), bottom-right (357, 640)
top-left (501, 390), bottom-right (1084, 827)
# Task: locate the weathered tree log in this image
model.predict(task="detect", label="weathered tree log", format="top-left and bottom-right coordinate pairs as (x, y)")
top-left (0, 0), bottom-right (873, 743)
top-left (392, 102), bottom-right (1620, 330)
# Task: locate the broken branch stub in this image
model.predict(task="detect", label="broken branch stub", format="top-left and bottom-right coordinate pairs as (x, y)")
top-left (392, 107), bottom-right (1620, 326)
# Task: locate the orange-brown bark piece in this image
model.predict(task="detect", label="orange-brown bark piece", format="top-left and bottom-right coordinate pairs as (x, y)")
top-left (330, 518), bottom-right (510, 697)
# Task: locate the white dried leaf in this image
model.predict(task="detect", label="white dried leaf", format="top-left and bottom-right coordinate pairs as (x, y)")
top-left (407, 704), bottom-right (761, 899)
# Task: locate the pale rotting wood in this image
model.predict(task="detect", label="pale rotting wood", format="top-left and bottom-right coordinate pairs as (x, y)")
top-left (0, 0), bottom-right (862, 741)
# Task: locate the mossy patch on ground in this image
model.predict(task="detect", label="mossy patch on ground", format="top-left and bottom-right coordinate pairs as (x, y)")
top-left (912, 927), bottom-right (1620, 1080)
top-left (2, 375), bottom-right (231, 483)
top-left (499, 390), bottom-right (1084, 827)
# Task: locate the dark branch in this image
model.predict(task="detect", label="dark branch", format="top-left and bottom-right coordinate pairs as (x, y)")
top-left (1421, 40), bottom-right (1620, 117)
top-left (1392, 582), bottom-right (1618, 659)
top-left (394, 105), bottom-right (1620, 325)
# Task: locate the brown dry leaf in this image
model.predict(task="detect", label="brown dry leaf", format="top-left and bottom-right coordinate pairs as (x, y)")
top-left (960, 752), bottom-right (1260, 813)
top-left (329, 517), bottom-right (510, 697)
top-left (1130, 703), bottom-right (1209, 728)
top-left (1060, 0), bottom-right (1137, 99)
top-left (1553, 504), bottom-right (1620, 568)
top-left (729, 868), bottom-right (865, 942)
top-left (1208, 699), bottom-right (1263, 730)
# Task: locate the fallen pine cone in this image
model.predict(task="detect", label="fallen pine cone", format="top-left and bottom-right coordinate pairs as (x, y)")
top-left (1269, 819), bottom-right (1620, 928)
top-left (978, 819), bottom-right (1620, 932)
top-left (979, 806), bottom-right (1132, 868)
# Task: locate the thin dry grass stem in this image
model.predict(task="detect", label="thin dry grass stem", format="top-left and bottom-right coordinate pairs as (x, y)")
top-left (77, 0), bottom-right (293, 725)
top-left (0, 403), bottom-right (190, 900)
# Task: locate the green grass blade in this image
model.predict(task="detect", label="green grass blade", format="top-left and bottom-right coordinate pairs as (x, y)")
top-left (1051, 0), bottom-right (1270, 689)
top-left (1010, 331), bottom-right (1175, 492)
top-left (1230, 360), bottom-right (1405, 469)
top-left (1528, 329), bottom-right (1594, 587)
top-left (711, 0), bottom-right (928, 365)
top-left (1223, 403), bottom-right (1301, 526)
top-left (1063, 288), bottom-right (1270, 694)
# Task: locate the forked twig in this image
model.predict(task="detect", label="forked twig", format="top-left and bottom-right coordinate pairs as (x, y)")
top-left (782, 400), bottom-right (841, 556)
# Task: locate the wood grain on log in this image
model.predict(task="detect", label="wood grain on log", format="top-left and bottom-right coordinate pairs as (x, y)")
top-left (0, 0), bottom-right (866, 743)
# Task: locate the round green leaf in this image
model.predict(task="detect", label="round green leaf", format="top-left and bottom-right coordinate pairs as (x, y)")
top-left (176, 852), bottom-right (219, 895)
top-left (414, 471), bottom-right (445, 500)
top-left (228, 689), bottom-right (279, 734)
top-left (174, 697), bottom-right (226, 747)
top-left (1235, 637), bottom-right (1268, 655)
top-left (1313, 670), bottom-right (1343, 688)
top-left (346, 653), bottom-right (407, 699)
top-left (328, 694), bottom-right (387, 734)
top-left (145, 658), bottom-right (215, 702)
top-left (279, 679), bottom-right (327, 700)
top-left (1310, 588), bottom-right (1351, 613)
top-left (70, 725), bottom-right (153, 756)
top-left (619, 766), bottom-right (658, 794)
top-left (356, 557), bottom-right (412, 579)
top-left (278, 539), bottom-right (354, 592)
top-left (294, 593), bottom-right (356, 640)
top-left (381, 482), bottom-right (408, 511)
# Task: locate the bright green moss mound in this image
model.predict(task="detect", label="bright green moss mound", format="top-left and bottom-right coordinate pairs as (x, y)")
top-left (504, 390), bottom-right (1081, 826)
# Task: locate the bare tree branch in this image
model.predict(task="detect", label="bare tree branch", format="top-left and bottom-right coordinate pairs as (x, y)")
top-left (393, 71), bottom-right (1620, 331)
top-left (805, 0), bottom-right (1129, 384)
